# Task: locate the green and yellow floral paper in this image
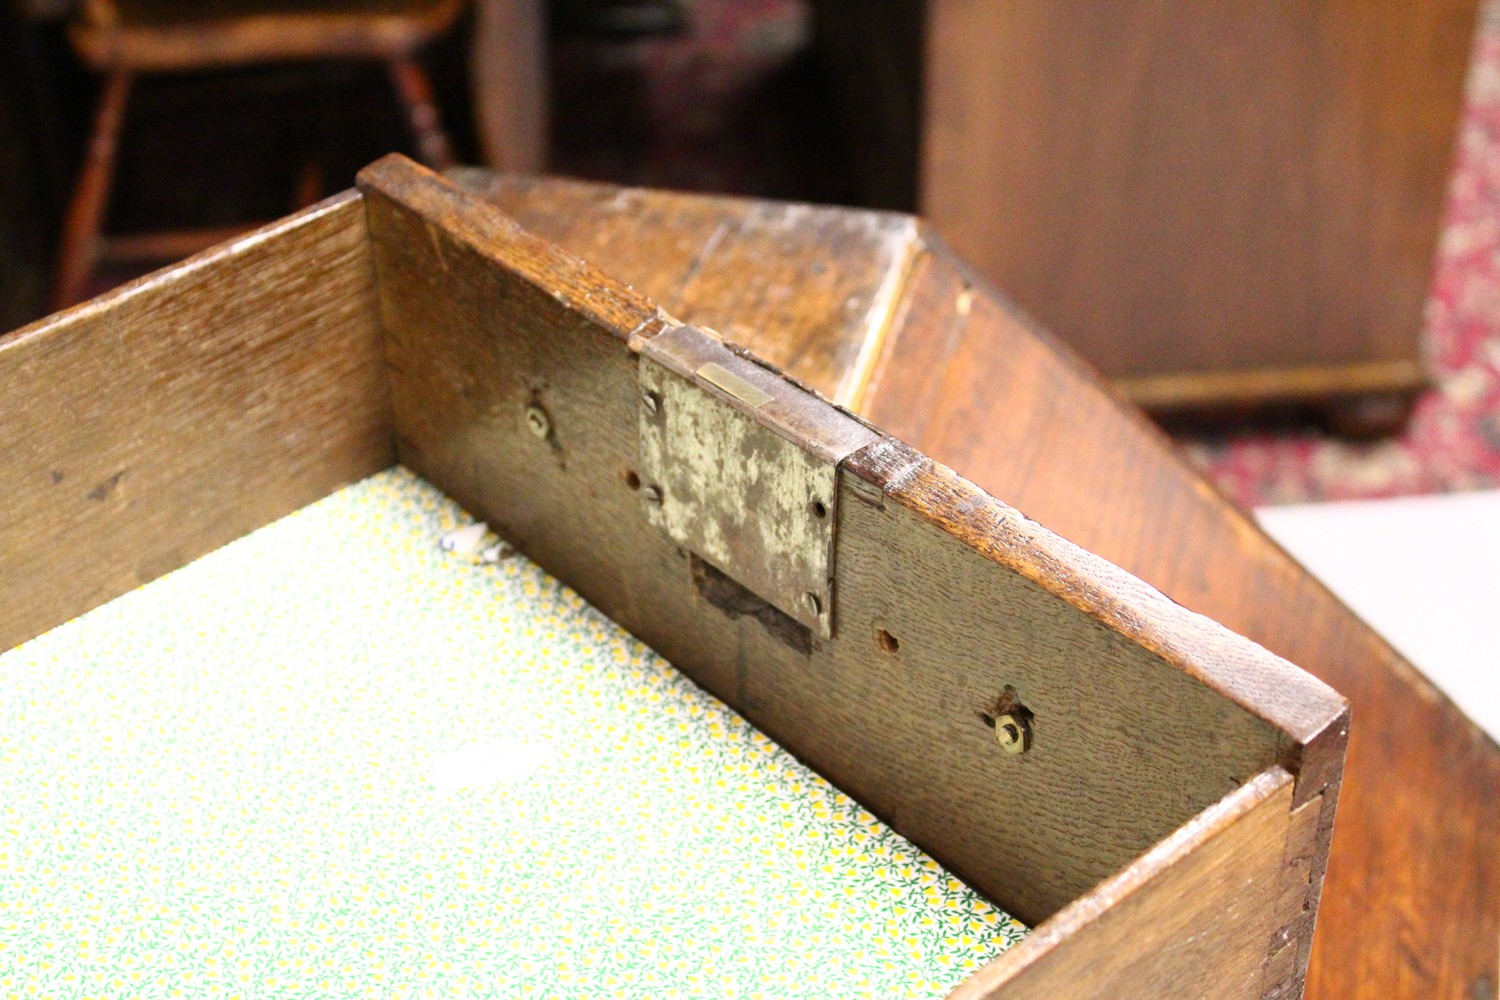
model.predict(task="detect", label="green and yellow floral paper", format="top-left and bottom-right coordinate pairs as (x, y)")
top-left (0, 468), bottom-right (1026, 998)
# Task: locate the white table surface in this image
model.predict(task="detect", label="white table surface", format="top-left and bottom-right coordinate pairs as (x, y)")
top-left (1257, 489), bottom-right (1500, 743)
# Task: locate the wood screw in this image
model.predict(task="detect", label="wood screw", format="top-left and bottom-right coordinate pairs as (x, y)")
top-left (804, 592), bottom-right (822, 615)
top-left (642, 390), bottom-right (662, 415)
top-left (525, 404), bottom-right (551, 439)
top-left (994, 713), bottom-right (1030, 754)
top-left (641, 485), bottom-right (663, 504)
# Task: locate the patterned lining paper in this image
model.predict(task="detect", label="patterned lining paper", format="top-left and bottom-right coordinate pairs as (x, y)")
top-left (0, 468), bottom-right (1027, 998)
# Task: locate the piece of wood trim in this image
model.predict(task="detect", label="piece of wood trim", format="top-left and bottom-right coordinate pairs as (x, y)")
top-left (356, 156), bottom-right (1346, 939)
top-left (360, 158), bottom-right (671, 341)
top-left (0, 192), bottom-right (390, 652)
top-left (843, 439), bottom-right (1347, 757)
top-left (1113, 358), bottom-right (1429, 411)
top-left (951, 767), bottom-right (1297, 1000)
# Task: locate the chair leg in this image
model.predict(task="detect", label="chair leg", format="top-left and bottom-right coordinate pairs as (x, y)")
top-left (53, 69), bottom-right (133, 312)
top-left (387, 55), bottom-right (456, 171)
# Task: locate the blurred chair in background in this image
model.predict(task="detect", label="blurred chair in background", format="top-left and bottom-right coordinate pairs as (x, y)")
top-left (52, 0), bottom-right (464, 310)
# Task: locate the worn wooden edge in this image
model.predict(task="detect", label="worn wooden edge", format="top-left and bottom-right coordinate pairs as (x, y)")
top-left (360, 152), bottom-right (1347, 904)
top-left (1, 191), bottom-right (352, 354)
top-left (1114, 358), bottom-right (1430, 411)
top-left (899, 221), bottom-right (1475, 764)
top-left (444, 165), bottom-right (921, 245)
top-left (949, 767), bottom-right (1296, 999)
top-left (359, 155), bottom-right (676, 341)
top-left (834, 236), bottom-right (922, 408)
top-left (844, 438), bottom-right (1348, 769)
top-left (364, 153), bottom-right (1350, 755)
top-left (444, 165), bottom-right (924, 409)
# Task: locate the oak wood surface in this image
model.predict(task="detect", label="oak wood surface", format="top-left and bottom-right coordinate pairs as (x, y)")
top-left (955, 768), bottom-right (1296, 1000)
top-left (5, 160), bottom-right (1352, 994)
top-left (862, 233), bottom-right (1500, 1000)
top-left (356, 160), bottom-right (1345, 995)
top-left (10, 161), bottom-right (1479, 995)
top-left (448, 167), bottom-right (919, 406)
top-left (0, 192), bottom-right (390, 652)
top-left (457, 169), bottom-right (1499, 1000)
top-left (919, 0), bottom-right (1477, 408)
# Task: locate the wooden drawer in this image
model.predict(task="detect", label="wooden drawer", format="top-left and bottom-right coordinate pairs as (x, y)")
top-left (0, 155), bottom-right (1348, 999)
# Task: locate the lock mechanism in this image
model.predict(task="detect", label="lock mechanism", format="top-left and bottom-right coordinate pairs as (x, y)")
top-left (636, 326), bottom-right (878, 638)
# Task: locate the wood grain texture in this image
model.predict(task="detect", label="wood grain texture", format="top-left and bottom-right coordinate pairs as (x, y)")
top-left (446, 168), bottom-right (1495, 996)
top-left (357, 159), bottom-right (1344, 949)
top-left (920, 0), bottom-right (1476, 407)
top-left (861, 235), bottom-right (1499, 1000)
top-left (832, 440), bottom-right (1342, 927)
top-left (448, 167), bottom-right (920, 405)
top-left (954, 768), bottom-right (1297, 1000)
top-left (0, 192), bottom-right (390, 652)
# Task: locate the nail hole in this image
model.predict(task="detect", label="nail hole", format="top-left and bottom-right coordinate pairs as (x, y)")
top-left (876, 628), bottom-right (899, 654)
top-left (624, 470), bottom-right (641, 490)
top-left (810, 499), bottom-right (828, 519)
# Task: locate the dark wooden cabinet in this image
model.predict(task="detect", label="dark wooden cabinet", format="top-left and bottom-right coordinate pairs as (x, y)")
top-left (814, 0), bottom-right (1480, 421)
